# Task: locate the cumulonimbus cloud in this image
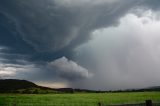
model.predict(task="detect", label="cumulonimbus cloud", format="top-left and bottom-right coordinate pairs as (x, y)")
top-left (47, 57), bottom-right (92, 80)
top-left (0, 0), bottom-right (160, 89)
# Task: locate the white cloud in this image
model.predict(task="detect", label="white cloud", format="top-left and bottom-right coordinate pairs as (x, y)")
top-left (48, 57), bottom-right (92, 80)
top-left (0, 62), bottom-right (39, 79)
top-left (0, 64), bottom-right (18, 78)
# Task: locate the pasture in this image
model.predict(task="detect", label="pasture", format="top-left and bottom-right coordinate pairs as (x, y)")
top-left (0, 92), bottom-right (160, 106)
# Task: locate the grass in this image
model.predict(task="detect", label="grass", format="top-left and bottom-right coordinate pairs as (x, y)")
top-left (0, 92), bottom-right (160, 106)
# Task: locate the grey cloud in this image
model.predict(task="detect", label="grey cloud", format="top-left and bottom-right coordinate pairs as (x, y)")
top-left (0, 0), bottom-right (84, 52)
top-left (0, 0), bottom-right (141, 53)
top-left (47, 57), bottom-right (92, 80)
top-left (140, 0), bottom-right (160, 10)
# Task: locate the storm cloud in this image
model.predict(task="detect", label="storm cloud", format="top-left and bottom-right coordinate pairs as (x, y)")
top-left (0, 0), bottom-right (160, 90)
top-left (0, 0), bottom-right (141, 53)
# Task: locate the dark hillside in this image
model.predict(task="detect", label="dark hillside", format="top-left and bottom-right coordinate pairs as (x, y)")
top-left (0, 79), bottom-right (37, 91)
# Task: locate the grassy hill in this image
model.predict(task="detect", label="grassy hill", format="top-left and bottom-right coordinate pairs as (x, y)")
top-left (0, 79), bottom-right (95, 94)
top-left (0, 79), bottom-right (58, 94)
top-left (0, 79), bottom-right (160, 94)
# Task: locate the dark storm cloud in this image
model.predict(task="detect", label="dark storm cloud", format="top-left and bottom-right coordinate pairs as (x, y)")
top-left (0, 0), bottom-right (160, 88)
top-left (0, 0), bottom-right (139, 69)
top-left (0, 0), bottom-right (141, 53)
top-left (0, 0), bottom-right (159, 57)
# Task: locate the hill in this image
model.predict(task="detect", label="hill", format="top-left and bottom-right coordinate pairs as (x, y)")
top-left (0, 79), bottom-right (58, 94)
top-left (0, 79), bottom-right (82, 94)
top-left (0, 79), bottom-right (160, 94)
top-left (0, 79), bottom-right (96, 94)
top-left (0, 79), bottom-right (37, 91)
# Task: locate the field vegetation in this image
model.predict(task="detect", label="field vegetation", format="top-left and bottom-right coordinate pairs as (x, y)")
top-left (0, 92), bottom-right (160, 106)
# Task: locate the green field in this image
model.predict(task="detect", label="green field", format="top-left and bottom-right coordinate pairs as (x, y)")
top-left (0, 92), bottom-right (160, 106)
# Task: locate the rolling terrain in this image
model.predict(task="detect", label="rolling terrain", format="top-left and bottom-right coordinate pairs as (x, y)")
top-left (0, 79), bottom-right (160, 94)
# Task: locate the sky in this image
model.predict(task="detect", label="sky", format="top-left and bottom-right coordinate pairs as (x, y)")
top-left (0, 0), bottom-right (160, 90)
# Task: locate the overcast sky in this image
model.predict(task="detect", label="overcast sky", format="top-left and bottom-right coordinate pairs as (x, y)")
top-left (0, 0), bottom-right (160, 90)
